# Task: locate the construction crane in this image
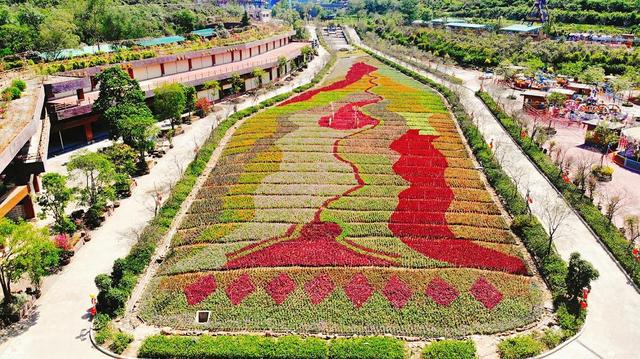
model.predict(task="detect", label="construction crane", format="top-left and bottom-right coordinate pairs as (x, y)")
top-left (525, 0), bottom-right (549, 24)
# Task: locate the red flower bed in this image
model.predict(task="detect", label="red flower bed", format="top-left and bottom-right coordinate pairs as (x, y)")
top-left (265, 273), bottom-right (296, 305)
top-left (304, 273), bottom-right (335, 304)
top-left (389, 129), bottom-right (528, 275)
top-left (470, 277), bottom-right (504, 309)
top-left (425, 277), bottom-right (459, 307)
top-left (279, 62), bottom-right (378, 106)
top-left (344, 273), bottom-right (374, 308)
top-left (184, 275), bottom-right (217, 306)
top-left (382, 275), bottom-right (413, 309)
top-left (317, 98), bottom-right (379, 130)
top-left (225, 273), bottom-right (256, 305)
top-left (225, 221), bottom-right (392, 269)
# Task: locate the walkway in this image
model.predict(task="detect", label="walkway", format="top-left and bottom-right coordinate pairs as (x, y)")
top-left (347, 27), bottom-right (640, 359)
top-left (0, 30), bottom-right (328, 359)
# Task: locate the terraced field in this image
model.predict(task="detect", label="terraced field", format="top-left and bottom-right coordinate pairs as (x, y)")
top-left (139, 52), bottom-right (544, 337)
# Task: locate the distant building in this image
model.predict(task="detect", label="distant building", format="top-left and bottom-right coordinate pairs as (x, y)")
top-left (500, 24), bottom-right (543, 38)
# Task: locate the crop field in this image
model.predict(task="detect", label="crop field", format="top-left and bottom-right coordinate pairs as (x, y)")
top-left (139, 53), bottom-right (544, 337)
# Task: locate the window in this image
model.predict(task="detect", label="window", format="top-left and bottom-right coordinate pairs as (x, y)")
top-left (196, 311), bottom-right (211, 324)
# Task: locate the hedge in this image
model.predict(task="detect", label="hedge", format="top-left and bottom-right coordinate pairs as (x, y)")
top-left (422, 339), bottom-right (476, 359)
top-left (138, 335), bottom-right (405, 359)
top-left (477, 91), bottom-right (640, 288)
top-left (497, 335), bottom-right (544, 359)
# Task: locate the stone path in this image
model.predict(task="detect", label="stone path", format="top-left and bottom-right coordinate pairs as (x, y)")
top-left (347, 27), bottom-right (640, 359)
top-left (0, 29), bottom-right (328, 359)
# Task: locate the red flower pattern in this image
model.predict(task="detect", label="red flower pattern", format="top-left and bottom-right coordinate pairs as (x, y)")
top-left (184, 275), bottom-right (217, 306)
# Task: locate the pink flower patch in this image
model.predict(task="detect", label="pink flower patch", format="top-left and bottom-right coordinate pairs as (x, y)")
top-left (382, 275), bottom-right (413, 309)
top-left (470, 277), bottom-right (503, 310)
top-left (265, 273), bottom-right (296, 305)
top-left (344, 273), bottom-right (374, 308)
top-left (425, 277), bottom-right (459, 307)
top-left (304, 273), bottom-right (335, 304)
top-left (184, 275), bottom-right (217, 306)
top-left (225, 273), bottom-right (256, 305)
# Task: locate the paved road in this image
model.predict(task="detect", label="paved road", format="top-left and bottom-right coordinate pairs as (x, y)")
top-left (0, 34), bottom-right (329, 359)
top-left (347, 28), bottom-right (640, 359)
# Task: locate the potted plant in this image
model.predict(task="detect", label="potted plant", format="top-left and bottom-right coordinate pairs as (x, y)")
top-left (591, 164), bottom-right (614, 182)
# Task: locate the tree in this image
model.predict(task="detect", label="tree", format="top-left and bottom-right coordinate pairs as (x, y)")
top-left (172, 9), bottom-right (198, 33)
top-left (94, 67), bottom-right (146, 136)
top-left (611, 76), bottom-right (632, 103)
top-left (153, 83), bottom-right (186, 130)
top-left (578, 66), bottom-right (605, 85)
top-left (565, 252), bottom-right (599, 300)
top-left (118, 113), bottom-right (159, 172)
top-left (241, 10), bottom-right (250, 27)
top-left (230, 73), bottom-right (244, 95)
top-left (67, 151), bottom-right (116, 211)
top-left (103, 103), bottom-right (154, 141)
top-left (300, 45), bottom-right (313, 64)
top-left (38, 9), bottom-right (80, 60)
top-left (100, 143), bottom-right (138, 177)
top-left (277, 56), bottom-right (288, 77)
top-left (251, 67), bottom-right (267, 89)
top-left (399, 0), bottom-right (419, 23)
top-left (624, 216), bottom-right (640, 249)
top-left (203, 80), bottom-right (220, 100)
top-left (38, 173), bottom-right (76, 235)
top-left (541, 200), bottom-right (571, 257)
top-left (547, 92), bottom-right (567, 108)
top-left (0, 219), bottom-right (59, 303)
top-left (602, 191), bottom-right (625, 224)
top-left (181, 85), bottom-right (197, 118)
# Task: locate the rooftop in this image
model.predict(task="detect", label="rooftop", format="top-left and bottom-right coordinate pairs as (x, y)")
top-left (431, 17), bottom-right (467, 24)
top-left (446, 23), bottom-right (487, 29)
top-left (41, 44), bottom-right (118, 61)
top-left (136, 35), bottom-right (186, 47)
top-left (191, 28), bottom-right (216, 38)
top-left (501, 24), bottom-right (542, 33)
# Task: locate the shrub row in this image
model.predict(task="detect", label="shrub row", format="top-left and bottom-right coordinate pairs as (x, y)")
top-left (138, 335), bottom-right (406, 359)
top-left (358, 45), bottom-right (584, 351)
top-left (477, 91), bottom-right (640, 288)
top-left (1, 79), bottom-right (26, 101)
top-left (422, 339), bottom-right (476, 359)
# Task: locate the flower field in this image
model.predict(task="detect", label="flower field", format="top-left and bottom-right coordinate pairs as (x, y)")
top-left (139, 53), bottom-right (544, 337)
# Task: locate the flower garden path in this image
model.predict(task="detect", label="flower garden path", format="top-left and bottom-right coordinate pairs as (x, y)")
top-left (346, 27), bottom-right (640, 359)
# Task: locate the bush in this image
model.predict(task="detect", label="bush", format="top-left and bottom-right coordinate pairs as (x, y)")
top-left (422, 339), bottom-right (476, 359)
top-left (11, 79), bottom-right (26, 91)
top-left (2, 86), bottom-right (21, 100)
top-left (329, 337), bottom-right (405, 359)
top-left (139, 335), bottom-right (330, 359)
top-left (109, 332), bottom-right (133, 354)
top-left (497, 335), bottom-right (544, 359)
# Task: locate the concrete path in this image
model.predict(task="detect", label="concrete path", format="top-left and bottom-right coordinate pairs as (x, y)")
top-left (0, 32), bottom-right (328, 359)
top-left (347, 28), bottom-right (640, 359)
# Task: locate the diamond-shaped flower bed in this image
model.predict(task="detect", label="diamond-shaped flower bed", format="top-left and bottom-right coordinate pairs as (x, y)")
top-left (344, 273), bottom-right (374, 308)
top-left (425, 277), bottom-right (459, 307)
top-left (184, 275), bottom-right (217, 306)
top-left (225, 273), bottom-right (256, 305)
top-left (304, 273), bottom-right (335, 304)
top-left (382, 275), bottom-right (412, 309)
top-left (470, 277), bottom-right (503, 310)
top-left (265, 273), bottom-right (296, 305)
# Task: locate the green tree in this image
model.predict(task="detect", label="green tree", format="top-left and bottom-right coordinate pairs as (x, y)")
top-left (301, 45), bottom-right (313, 64)
top-left (399, 0), bottom-right (419, 23)
top-left (118, 113), bottom-right (159, 172)
top-left (241, 10), bottom-right (250, 27)
top-left (547, 92), bottom-right (567, 108)
top-left (181, 85), bottom-right (197, 118)
top-left (172, 9), bottom-right (198, 33)
top-left (38, 9), bottom-right (80, 60)
top-left (251, 67), bottom-right (267, 88)
top-left (230, 73), bottom-right (244, 95)
top-left (100, 143), bottom-right (138, 177)
top-left (612, 75), bottom-right (632, 103)
top-left (94, 67), bottom-right (147, 137)
top-left (565, 252), bottom-right (599, 300)
top-left (578, 66), bottom-right (605, 85)
top-left (67, 151), bottom-right (116, 211)
top-left (103, 103), bottom-right (154, 141)
top-left (0, 219), bottom-right (59, 303)
top-left (37, 173), bottom-right (76, 235)
top-left (153, 83), bottom-right (186, 130)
